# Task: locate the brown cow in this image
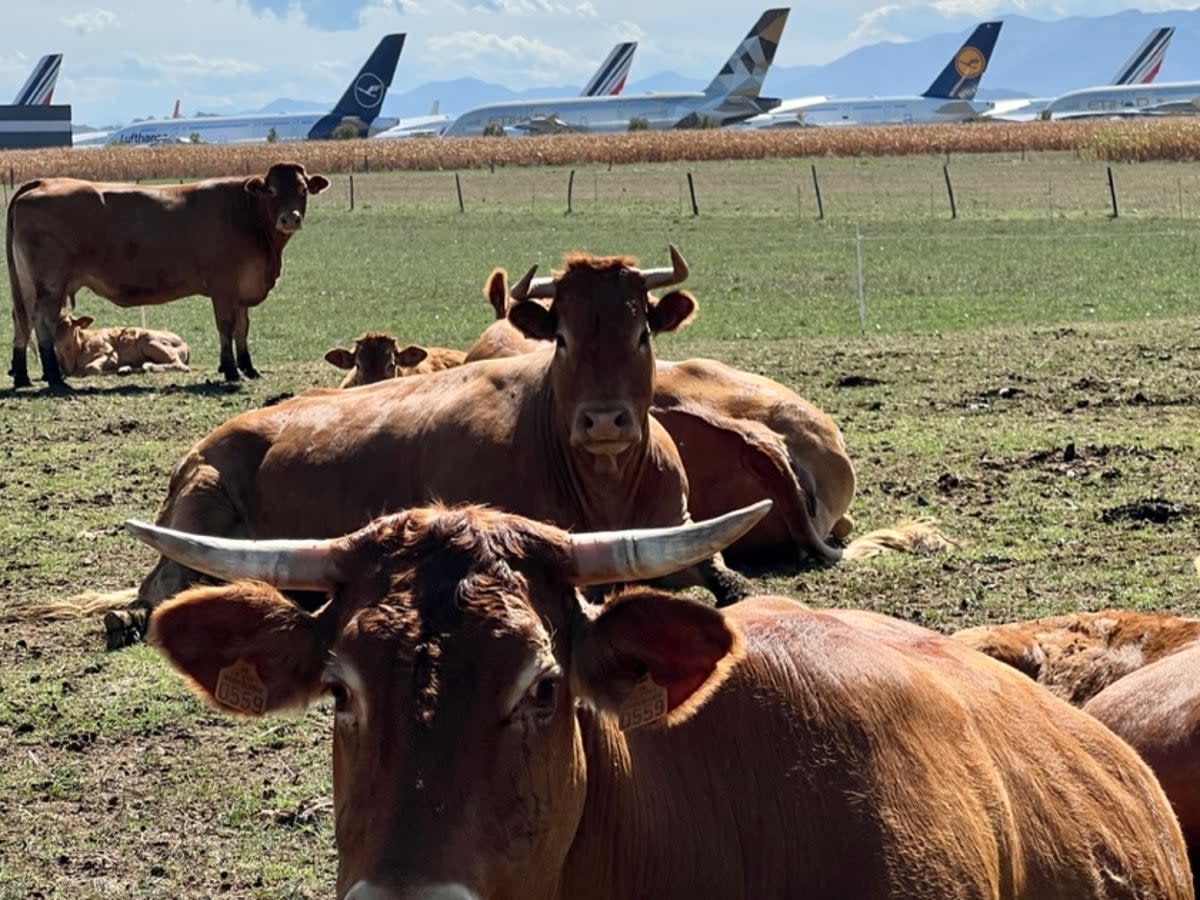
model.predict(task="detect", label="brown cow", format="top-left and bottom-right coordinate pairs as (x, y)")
top-left (469, 266), bottom-right (951, 566)
top-left (130, 505), bottom-right (1192, 900)
top-left (324, 331), bottom-right (466, 388)
top-left (954, 610), bottom-right (1200, 705)
top-left (7, 161), bottom-right (329, 390)
top-left (955, 610), bottom-right (1200, 888)
top-left (107, 248), bottom-right (752, 647)
top-left (53, 313), bottom-right (191, 376)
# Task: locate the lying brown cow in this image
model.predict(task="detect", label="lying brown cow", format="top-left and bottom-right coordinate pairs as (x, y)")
top-left (108, 248), bottom-right (751, 648)
top-left (468, 265), bottom-right (950, 566)
top-left (956, 609), bottom-right (1200, 885)
top-left (53, 313), bottom-right (190, 377)
top-left (131, 504), bottom-right (1192, 900)
top-left (8, 161), bottom-right (328, 390)
top-left (324, 331), bottom-right (466, 388)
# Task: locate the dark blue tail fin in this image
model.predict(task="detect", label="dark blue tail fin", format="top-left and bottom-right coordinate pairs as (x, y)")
top-left (922, 21), bottom-right (1002, 100)
top-left (308, 33), bottom-right (405, 139)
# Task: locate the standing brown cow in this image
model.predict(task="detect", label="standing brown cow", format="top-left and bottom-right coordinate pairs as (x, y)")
top-left (108, 248), bottom-right (751, 647)
top-left (7, 161), bottom-right (329, 390)
top-left (130, 505), bottom-right (1193, 900)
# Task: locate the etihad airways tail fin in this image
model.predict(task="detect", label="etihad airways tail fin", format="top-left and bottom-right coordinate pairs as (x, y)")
top-left (702, 8), bottom-right (789, 102)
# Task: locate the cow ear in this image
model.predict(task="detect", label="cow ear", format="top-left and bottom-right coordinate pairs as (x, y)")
top-left (508, 299), bottom-right (557, 341)
top-left (484, 269), bottom-right (509, 319)
top-left (148, 581), bottom-right (329, 716)
top-left (397, 345), bottom-right (429, 368)
top-left (77, 315), bottom-right (95, 329)
top-left (647, 289), bottom-right (698, 334)
top-left (245, 177), bottom-right (269, 197)
top-left (572, 592), bottom-right (744, 730)
top-left (324, 347), bottom-right (355, 370)
top-left (307, 174), bottom-right (330, 195)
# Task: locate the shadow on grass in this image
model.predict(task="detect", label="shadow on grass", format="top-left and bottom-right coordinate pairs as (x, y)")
top-left (5, 379), bottom-right (250, 400)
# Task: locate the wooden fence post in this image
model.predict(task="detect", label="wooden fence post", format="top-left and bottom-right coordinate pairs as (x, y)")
top-left (811, 164), bottom-right (825, 220)
top-left (1106, 166), bottom-right (1119, 218)
top-left (455, 173), bottom-right (465, 213)
top-left (943, 164), bottom-right (957, 219)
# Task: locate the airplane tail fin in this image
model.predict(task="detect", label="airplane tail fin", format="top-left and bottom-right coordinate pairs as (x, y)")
top-left (580, 41), bottom-right (637, 97)
top-left (171, 99), bottom-right (181, 118)
top-left (702, 8), bottom-right (790, 101)
top-left (922, 21), bottom-right (1002, 100)
top-left (1111, 26), bottom-right (1174, 85)
top-left (13, 54), bottom-right (62, 106)
top-left (307, 33), bottom-right (405, 139)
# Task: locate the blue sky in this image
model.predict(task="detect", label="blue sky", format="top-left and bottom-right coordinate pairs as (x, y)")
top-left (4, 1), bottom-right (1199, 125)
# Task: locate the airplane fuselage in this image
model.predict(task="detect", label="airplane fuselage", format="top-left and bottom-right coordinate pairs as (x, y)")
top-left (1042, 82), bottom-right (1200, 119)
top-left (796, 95), bottom-right (989, 127)
top-left (102, 112), bottom-right (327, 146)
top-left (441, 91), bottom-right (772, 136)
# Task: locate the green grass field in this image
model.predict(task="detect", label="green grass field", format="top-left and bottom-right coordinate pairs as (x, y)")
top-left (1, 152), bottom-right (1198, 897)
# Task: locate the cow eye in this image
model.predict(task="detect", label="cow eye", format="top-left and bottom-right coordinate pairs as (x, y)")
top-left (324, 678), bottom-right (351, 713)
top-left (526, 674), bottom-right (560, 725)
top-left (554, 334), bottom-right (567, 353)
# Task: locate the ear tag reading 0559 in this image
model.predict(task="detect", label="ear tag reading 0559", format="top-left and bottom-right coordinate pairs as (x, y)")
top-left (215, 658), bottom-right (268, 714)
top-left (618, 673), bottom-right (669, 731)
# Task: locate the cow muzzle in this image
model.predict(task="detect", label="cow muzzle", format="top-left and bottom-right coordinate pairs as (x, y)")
top-left (344, 881), bottom-right (480, 900)
top-left (572, 405), bottom-right (641, 469)
top-left (276, 210), bottom-right (303, 234)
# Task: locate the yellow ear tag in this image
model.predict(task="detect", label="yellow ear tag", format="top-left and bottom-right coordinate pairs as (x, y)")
top-left (618, 673), bottom-right (669, 731)
top-left (215, 658), bottom-right (268, 714)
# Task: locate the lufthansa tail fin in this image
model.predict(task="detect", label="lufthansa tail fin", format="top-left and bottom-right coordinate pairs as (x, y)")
top-left (307, 33), bottom-right (405, 139)
top-left (922, 21), bottom-right (1002, 100)
top-left (702, 8), bottom-right (790, 101)
top-left (1111, 27), bottom-right (1174, 85)
top-left (580, 42), bottom-right (637, 97)
top-left (13, 54), bottom-right (62, 106)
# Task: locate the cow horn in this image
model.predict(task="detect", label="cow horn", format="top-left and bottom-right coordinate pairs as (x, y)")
top-left (508, 265), bottom-right (539, 302)
top-left (638, 244), bottom-right (689, 291)
top-left (124, 520), bottom-right (343, 590)
top-left (567, 500), bottom-right (771, 586)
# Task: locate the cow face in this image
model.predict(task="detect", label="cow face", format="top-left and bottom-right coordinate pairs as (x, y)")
top-left (139, 504), bottom-right (755, 900)
top-left (245, 162), bottom-right (330, 235)
top-left (509, 255), bottom-right (696, 474)
top-left (326, 332), bottom-right (411, 387)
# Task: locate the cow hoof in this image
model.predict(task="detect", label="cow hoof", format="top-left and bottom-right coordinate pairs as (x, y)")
top-left (240, 367), bottom-right (261, 379)
top-left (103, 609), bottom-right (148, 650)
top-left (12, 376), bottom-right (33, 390)
top-left (46, 380), bottom-right (75, 395)
top-left (219, 368), bottom-right (241, 383)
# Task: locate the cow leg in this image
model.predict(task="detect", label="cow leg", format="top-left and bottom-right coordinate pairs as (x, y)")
top-left (233, 307), bottom-right (259, 378)
top-left (31, 301), bottom-right (69, 392)
top-left (696, 555), bottom-right (757, 608)
top-left (212, 301), bottom-right (240, 381)
top-left (9, 347), bottom-right (32, 389)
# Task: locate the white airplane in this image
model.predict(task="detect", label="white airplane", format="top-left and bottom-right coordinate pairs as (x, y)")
top-left (12, 53), bottom-right (62, 105)
top-left (984, 27), bottom-right (1175, 122)
top-left (373, 41), bottom-right (638, 140)
top-left (84, 34), bottom-right (404, 146)
top-left (440, 9), bottom-right (790, 137)
top-left (780, 21), bottom-right (1003, 127)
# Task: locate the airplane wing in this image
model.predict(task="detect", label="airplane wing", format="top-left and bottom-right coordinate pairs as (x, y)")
top-left (510, 114), bottom-right (587, 135)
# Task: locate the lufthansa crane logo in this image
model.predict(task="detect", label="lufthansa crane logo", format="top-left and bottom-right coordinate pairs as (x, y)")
top-left (954, 46), bottom-right (986, 79)
top-left (354, 73), bottom-right (385, 109)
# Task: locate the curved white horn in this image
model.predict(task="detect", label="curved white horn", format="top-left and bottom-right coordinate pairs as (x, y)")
top-left (568, 500), bottom-right (771, 586)
top-left (525, 276), bottom-right (557, 300)
top-left (507, 265), bottom-right (538, 303)
top-left (638, 244), bottom-right (689, 291)
top-left (124, 520), bottom-right (343, 590)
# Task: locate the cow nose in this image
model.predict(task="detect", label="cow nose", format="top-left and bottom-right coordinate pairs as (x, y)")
top-left (344, 882), bottom-right (479, 900)
top-left (276, 210), bottom-right (303, 233)
top-left (577, 406), bottom-right (634, 442)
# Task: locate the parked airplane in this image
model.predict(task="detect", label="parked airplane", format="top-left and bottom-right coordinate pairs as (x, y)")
top-left (984, 27), bottom-right (1174, 122)
top-left (90, 34), bottom-right (403, 145)
top-left (373, 41), bottom-right (638, 140)
top-left (12, 53), bottom-right (62, 105)
top-left (775, 21), bottom-right (1002, 127)
top-left (440, 9), bottom-right (790, 137)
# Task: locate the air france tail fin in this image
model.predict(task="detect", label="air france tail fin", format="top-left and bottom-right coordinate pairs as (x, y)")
top-left (922, 21), bottom-right (1002, 100)
top-left (580, 42), bottom-right (637, 97)
top-left (1111, 27), bottom-right (1174, 85)
top-left (307, 33), bottom-right (405, 139)
top-left (702, 8), bottom-right (790, 101)
top-left (13, 54), bottom-right (62, 106)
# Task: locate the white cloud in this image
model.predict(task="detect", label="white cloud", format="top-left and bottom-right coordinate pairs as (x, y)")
top-left (425, 30), bottom-right (583, 83)
top-left (61, 7), bottom-right (118, 32)
top-left (157, 53), bottom-right (264, 78)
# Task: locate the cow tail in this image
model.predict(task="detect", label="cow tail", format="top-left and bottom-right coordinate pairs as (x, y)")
top-left (841, 518), bottom-right (960, 560)
top-left (0, 587), bottom-right (138, 623)
top-left (6, 180), bottom-right (42, 347)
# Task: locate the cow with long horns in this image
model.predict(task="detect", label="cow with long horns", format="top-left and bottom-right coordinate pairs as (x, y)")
top-left (107, 247), bottom-right (752, 647)
top-left (131, 502), bottom-right (1193, 900)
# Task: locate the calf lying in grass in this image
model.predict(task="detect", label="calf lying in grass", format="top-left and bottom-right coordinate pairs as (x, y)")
top-left (54, 314), bottom-right (190, 376)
